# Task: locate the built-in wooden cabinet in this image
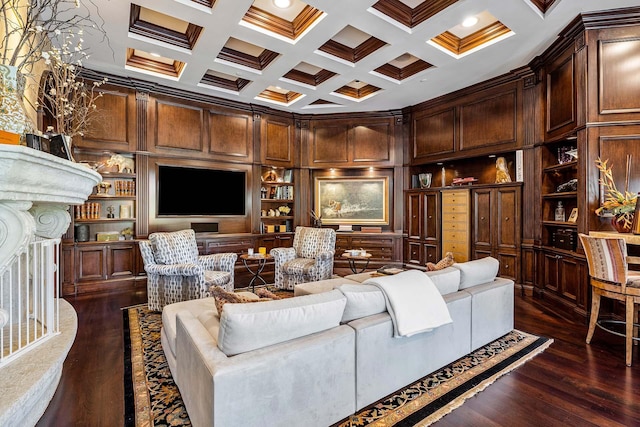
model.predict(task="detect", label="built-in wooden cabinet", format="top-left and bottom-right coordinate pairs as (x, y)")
top-left (62, 241), bottom-right (142, 296)
top-left (259, 113), bottom-right (295, 167)
top-left (471, 184), bottom-right (522, 281)
top-left (336, 233), bottom-right (402, 270)
top-left (441, 188), bottom-right (471, 263)
top-left (404, 189), bottom-right (440, 266)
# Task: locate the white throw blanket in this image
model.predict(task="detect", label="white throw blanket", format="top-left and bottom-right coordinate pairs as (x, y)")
top-left (365, 270), bottom-right (452, 337)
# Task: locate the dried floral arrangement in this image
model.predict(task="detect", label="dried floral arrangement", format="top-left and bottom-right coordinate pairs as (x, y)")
top-left (595, 157), bottom-right (637, 230)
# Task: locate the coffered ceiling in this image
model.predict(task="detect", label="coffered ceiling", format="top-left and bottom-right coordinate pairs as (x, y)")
top-left (80, 0), bottom-right (639, 114)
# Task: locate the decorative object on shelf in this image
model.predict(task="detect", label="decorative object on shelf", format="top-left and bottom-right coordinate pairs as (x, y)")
top-left (595, 157), bottom-right (637, 233)
top-left (315, 177), bottom-right (388, 225)
top-left (104, 154), bottom-right (134, 173)
top-left (120, 227), bottom-right (134, 240)
top-left (567, 208), bottom-right (578, 223)
top-left (565, 148), bottom-right (578, 160)
top-left (106, 206), bottom-right (115, 218)
top-left (452, 177), bottom-right (478, 186)
top-left (268, 209), bottom-right (276, 217)
top-left (261, 209), bottom-right (267, 217)
top-left (97, 181), bottom-right (111, 194)
top-left (557, 146), bottom-right (575, 164)
top-left (96, 231), bottom-right (120, 242)
top-left (75, 202), bottom-right (100, 219)
top-left (278, 205), bottom-right (291, 215)
top-left (119, 205), bottom-right (132, 219)
top-left (495, 157), bottom-right (512, 183)
top-left (310, 209), bottom-right (322, 228)
top-left (418, 173), bottom-right (432, 188)
top-left (260, 186), bottom-right (267, 198)
top-left (557, 178), bottom-right (577, 193)
top-left (632, 197), bottom-right (640, 235)
top-left (75, 224), bottom-right (89, 242)
top-left (262, 169), bottom-right (278, 182)
top-left (554, 201), bottom-right (565, 222)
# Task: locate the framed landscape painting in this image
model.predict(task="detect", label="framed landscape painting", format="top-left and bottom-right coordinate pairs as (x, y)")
top-left (314, 177), bottom-right (389, 225)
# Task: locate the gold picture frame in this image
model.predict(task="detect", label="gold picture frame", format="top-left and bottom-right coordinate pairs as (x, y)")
top-left (314, 177), bottom-right (389, 225)
top-left (567, 207), bottom-right (578, 223)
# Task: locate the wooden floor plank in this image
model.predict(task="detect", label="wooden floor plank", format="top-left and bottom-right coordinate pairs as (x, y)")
top-left (35, 289), bottom-right (640, 426)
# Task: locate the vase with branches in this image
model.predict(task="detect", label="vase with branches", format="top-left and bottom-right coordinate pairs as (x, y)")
top-left (0, 0), bottom-right (108, 135)
top-left (40, 30), bottom-right (106, 139)
top-left (595, 156), bottom-right (637, 232)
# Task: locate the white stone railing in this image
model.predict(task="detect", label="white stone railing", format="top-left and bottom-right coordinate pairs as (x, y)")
top-left (1, 238), bottom-right (60, 365)
top-left (0, 145), bottom-right (100, 425)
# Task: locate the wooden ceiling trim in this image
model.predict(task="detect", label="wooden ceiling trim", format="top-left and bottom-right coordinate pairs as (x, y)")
top-left (310, 99), bottom-right (336, 105)
top-left (335, 84), bottom-right (380, 99)
top-left (375, 59), bottom-right (432, 80)
top-left (354, 37), bottom-right (387, 62)
top-left (191, 0), bottom-right (215, 7)
top-left (258, 89), bottom-right (302, 103)
top-left (243, 5), bottom-right (323, 40)
top-left (529, 0), bottom-right (559, 14)
top-left (283, 68), bottom-right (336, 86)
top-left (200, 74), bottom-right (251, 92)
top-left (217, 47), bottom-right (279, 71)
top-left (318, 39), bottom-right (354, 62)
top-left (129, 4), bottom-right (203, 50)
top-left (432, 21), bottom-right (511, 56)
top-left (371, 0), bottom-right (459, 28)
top-left (126, 48), bottom-right (184, 77)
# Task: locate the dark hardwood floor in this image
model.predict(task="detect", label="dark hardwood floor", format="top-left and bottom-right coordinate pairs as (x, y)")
top-left (36, 286), bottom-right (639, 426)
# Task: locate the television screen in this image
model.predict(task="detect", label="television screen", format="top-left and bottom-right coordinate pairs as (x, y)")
top-left (157, 165), bottom-right (246, 216)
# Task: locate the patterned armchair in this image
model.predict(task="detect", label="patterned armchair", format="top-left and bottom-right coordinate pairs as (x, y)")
top-left (271, 226), bottom-right (336, 290)
top-left (139, 229), bottom-right (237, 311)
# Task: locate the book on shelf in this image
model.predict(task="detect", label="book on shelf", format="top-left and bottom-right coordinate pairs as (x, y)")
top-left (360, 226), bottom-right (382, 233)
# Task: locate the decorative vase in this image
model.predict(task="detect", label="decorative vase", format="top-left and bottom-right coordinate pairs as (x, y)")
top-left (612, 214), bottom-right (633, 233)
top-left (0, 64), bottom-right (33, 136)
top-left (313, 218), bottom-right (322, 228)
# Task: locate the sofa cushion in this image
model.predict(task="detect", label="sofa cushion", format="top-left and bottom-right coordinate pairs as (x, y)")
top-left (210, 286), bottom-right (272, 315)
top-left (149, 229), bottom-right (199, 265)
top-left (425, 267), bottom-right (460, 295)
top-left (337, 284), bottom-right (387, 322)
top-left (453, 257), bottom-right (499, 289)
top-left (294, 277), bottom-right (359, 296)
top-left (217, 290), bottom-right (347, 356)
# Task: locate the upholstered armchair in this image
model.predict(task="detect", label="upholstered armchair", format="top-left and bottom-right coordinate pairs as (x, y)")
top-left (139, 229), bottom-right (237, 311)
top-left (271, 226), bottom-right (336, 290)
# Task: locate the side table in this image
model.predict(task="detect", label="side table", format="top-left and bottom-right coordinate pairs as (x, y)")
top-left (240, 253), bottom-right (273, 292)
top-left (341, 252), bottom-right (373, 274)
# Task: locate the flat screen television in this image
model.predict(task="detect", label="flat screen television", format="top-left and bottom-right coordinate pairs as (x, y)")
top-left (157, 165), bottom-right (246, 216)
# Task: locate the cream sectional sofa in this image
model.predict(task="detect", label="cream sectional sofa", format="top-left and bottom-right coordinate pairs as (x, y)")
top-left (161, 257), bottom-right (514, 426)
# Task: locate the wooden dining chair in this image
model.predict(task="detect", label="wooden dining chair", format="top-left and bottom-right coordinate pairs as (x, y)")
top-left (579, 234), bottom-right (640, 366)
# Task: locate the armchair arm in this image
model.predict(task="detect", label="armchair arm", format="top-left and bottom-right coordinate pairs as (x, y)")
top-left (144, 263), bottom-right (203, 276)
top-left (199, 253), bottom-right (238, 273)
top-left (315, 250), bottom-right (335, 262)
top-left (270, 247), bottom-right (296, 263)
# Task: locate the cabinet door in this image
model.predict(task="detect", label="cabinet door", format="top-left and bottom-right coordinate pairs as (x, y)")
top-left (496, 187), bottom-right (520, 251)
top-left (423, 244), bottom-right (439, 265)
top-left (405, 239), bottom-right (421, 265)
top-left (107, 244), bottom-right (135, 279)
top-left (472, 188), bottom-right (493, 248)
top-left (423, 191), bottom-right (440, 242)
top-left (76, 245), bottom-right (107, 282)
top-left (542, 253), bottom-right (560, 293)
top-left (260, 115), bottom-right (294, 167)
top-left (407, 193), bottom-right (422, 239)
top-left (497, 252), bottom-right (518, 281)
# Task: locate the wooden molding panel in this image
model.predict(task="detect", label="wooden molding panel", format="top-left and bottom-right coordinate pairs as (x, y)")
top-left (599, 38), bottom-right (640, 115)
top-left (371, 0), bottom-right (459, 29)
top-left (243, 5), bottom-right (323, 41)
top-left (310, 124), bottom-right (349, 164)
top-left (412, 108), bottom-right (455, 161)
top-left (77, 88), bottom-right (136, 152)
top-left (528, 0), bottom-right (559, 14)
top-left (460, 90), bottom-right (517, 150)
top-left (546, 48), bottom-right (575, 134)
top-left (351, 122), bottom-right (392, 163)
top-left (155, 100), bottom-right (204, 152)
top-left (208, 108), bottom-right (252, 160)
top-left (318, 36), bottom-right (386, 64)
top-left (261, 117), bottom-right (294, 166)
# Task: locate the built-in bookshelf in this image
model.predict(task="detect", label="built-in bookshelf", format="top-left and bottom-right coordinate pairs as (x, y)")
top-left (260, 167), bottom-right (294, 233)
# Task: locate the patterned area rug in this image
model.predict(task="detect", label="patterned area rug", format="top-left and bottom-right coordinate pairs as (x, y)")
top-left (123, 301), bottom-right (551, 427)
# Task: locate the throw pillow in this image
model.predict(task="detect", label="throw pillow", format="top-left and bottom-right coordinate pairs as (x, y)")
top-left (210, 286), bottom-right (278, 315)
top-left (426, 252), bottom-right (455, 271)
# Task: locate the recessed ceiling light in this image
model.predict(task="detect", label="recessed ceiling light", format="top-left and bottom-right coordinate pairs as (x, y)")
top-left (149, 52), bottom-right (161, 57)
top-left (462, 16), bottom-right (478, 27)
top-left (273, 0), bottom-right (292, 8)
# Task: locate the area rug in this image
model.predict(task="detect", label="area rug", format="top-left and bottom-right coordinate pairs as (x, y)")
top-left (124, 303), bottom-right (551, 427)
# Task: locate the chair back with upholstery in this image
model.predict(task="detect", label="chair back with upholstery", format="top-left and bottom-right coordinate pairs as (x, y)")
top-left (139, 229), bottom-right (237, 311)
top-left (578, 233), bottom-right (640, 366)
top-left (271, 226), bottom-right (336, 290)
